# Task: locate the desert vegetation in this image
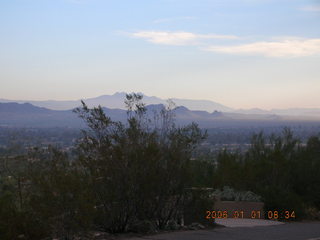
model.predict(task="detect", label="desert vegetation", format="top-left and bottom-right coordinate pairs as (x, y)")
top-left (0, 94), bottom-right (320, 239)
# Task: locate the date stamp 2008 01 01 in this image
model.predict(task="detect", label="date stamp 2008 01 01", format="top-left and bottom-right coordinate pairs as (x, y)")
top-left (205, 210), bottom-right (296, 220)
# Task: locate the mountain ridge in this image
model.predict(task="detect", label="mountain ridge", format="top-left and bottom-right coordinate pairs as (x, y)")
top-left (1, 92), bottom-right (320, 117)
top-left (0, 92), bottom-right (232, 112)
top-left (1, 102), bottom-right (320, 129)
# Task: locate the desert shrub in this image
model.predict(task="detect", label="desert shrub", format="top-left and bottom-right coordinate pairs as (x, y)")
top-left (212, 130), bottom-right (320, 220)
top-left (73, 93), bottom-right (207, 232)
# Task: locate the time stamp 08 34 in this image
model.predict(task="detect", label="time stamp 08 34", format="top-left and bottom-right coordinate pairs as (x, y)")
top-left (205, 210), bottom-right (296, 220)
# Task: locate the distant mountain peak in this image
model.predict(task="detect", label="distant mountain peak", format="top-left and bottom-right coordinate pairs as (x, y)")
top-left (113, 92), bottom-right (127, 96)
top-left (0, 102), bottom-right (51, 113)
top-left (175, 106), bottom-right (189, 111)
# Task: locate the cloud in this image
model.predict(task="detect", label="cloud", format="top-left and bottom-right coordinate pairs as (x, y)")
top-left (128, 30), bottom-right (320, 58)
top-left (301, 5), bottom-right (320, 12)
top-left (131, 31), bottom-right (239, 46)
top-left (205, 39), bottom-right (320, 57)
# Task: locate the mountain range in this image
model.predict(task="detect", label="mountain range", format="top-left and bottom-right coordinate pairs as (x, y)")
top-left (0, 93), bottom-right (320, 128)
top-left (1, 92), bottom-right (320, 118)
top-left (0, 101), bottom-right (319, 129)
top-left (0, 92), bottom-right (234, 112)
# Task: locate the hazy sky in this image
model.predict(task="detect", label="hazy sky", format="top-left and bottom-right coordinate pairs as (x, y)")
top-left (0, 0), bottom-right (319, 109)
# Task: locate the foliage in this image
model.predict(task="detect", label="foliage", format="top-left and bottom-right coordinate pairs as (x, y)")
top-left (73, 93), bottom-right (207, 232)
top-left (0, 93), bottom-right (209, 239)
top-left (213, 129), bottom-right (320, 219)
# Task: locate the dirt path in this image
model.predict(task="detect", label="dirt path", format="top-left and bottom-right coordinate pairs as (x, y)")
top-left (122, 221), bottom-right (320, 240)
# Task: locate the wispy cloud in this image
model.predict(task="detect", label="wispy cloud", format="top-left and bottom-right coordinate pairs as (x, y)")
top-left (129, 30), bottom-right (320, 58)
top-left (205, 39), bottom-right (320, 57)
top-left (131, 31), bottom-right (239, 46)
top-left (300, 5), bottom-right (320, 12)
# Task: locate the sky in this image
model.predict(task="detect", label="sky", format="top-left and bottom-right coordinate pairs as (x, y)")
top-left (0, 0), bottom-right (319, 110)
